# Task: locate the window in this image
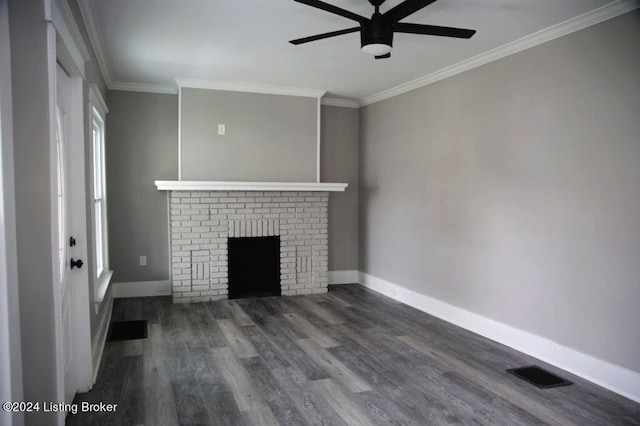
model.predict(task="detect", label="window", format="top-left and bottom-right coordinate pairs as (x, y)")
top-left (55, 105), bottom-right (66, 284)
top-left (89, 85), bottom-right (111, 304)
top-left (92, 113), bottom-right (105, 276)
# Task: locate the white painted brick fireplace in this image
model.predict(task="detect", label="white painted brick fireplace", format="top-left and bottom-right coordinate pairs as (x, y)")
top-left (158, 182), bottom-right (347, 303)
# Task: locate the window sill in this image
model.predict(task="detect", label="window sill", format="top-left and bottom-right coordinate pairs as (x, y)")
top-left (94, 269), bottom-right (113, 314)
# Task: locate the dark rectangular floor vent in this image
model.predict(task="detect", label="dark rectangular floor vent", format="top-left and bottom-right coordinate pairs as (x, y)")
top-left (107, 320), bottom-right (148, 342)
top-left (506, 365), bottom-right (573, 389)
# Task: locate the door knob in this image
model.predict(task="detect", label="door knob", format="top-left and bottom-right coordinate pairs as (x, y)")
top-left (71, 258), bottom-right (83, 269)
top-left (69, 236), bottom-right (76, 247)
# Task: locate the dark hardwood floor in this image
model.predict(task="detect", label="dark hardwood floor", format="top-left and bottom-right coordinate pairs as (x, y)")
top-left (68, 285), bottom-right (640, 425)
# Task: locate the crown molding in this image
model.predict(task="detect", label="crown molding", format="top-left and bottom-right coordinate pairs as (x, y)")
top-left (321, 97), bottom-right (360, 108)
top-left (175, 78), bottom-right (326, 98)
top-left (109, 81), bottom-right (177, 95)
top-left (77, 0), bottom-right (112, 86)
top-left (359, 0), bottom-right (640, 107)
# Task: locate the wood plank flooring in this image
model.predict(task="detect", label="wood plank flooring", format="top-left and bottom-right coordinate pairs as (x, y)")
top-left (68, 285), bottom-right (640, 425)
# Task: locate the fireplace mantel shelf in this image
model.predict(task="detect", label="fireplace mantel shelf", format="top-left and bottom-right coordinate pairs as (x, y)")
top-left (155, 180), bottom-right (348, 192)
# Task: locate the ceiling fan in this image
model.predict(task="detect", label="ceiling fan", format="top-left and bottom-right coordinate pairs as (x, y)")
top-left (289, 0), bottom-right (476, 59)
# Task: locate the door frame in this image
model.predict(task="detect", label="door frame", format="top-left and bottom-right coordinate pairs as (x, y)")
top-left (46, 0), bottom-right (93, 422)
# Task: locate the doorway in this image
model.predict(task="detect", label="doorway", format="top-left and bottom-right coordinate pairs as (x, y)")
top-left (52, 57), bottom-right (92, 412)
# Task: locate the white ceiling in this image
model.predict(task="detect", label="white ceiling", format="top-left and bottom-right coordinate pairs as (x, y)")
top-left (81, 0), bottom-right (631, 102)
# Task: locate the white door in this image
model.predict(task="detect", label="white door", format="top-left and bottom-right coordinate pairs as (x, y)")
top-left (55, 63), bottom-right (80, 404)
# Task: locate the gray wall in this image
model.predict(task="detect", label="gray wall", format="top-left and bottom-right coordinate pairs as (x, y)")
top-left (181, 88), bottom-right (317, 182)
top-left (0, 0), bottom-right (23, 422)
top-left (359, 11), bottom-right (640, 373)
top-left (321, 105), bottom-right (359, 272)
top-left (8, 0), bottom-right (58, 421)
top-left (106, 96), bottom-right (357, 282)
top-left (107, 91), bottom-right (178, 283)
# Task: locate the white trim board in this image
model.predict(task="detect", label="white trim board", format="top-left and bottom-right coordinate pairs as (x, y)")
top-left (357, 272), bottom-right (640, 404)
top-left (316, 97), bottom-right (321, 183)
top-left (328, 270), bottom-right (359, 285)
top-left (112, 280), bottom-right (172, 298)
top-left (360, 0), bottom-right (639, 106)
top-left (109, 81), bottom-right (177, 95)
top-left (155, 180), bottom-right (347, 192)
top-left (175, 78), bottom-right (326, 99)
top-left (178, 85), bottom-right (182, 180)
top-left (321, 97), bottom-right (360, 109)
top-left (50, 0), bottom-right (90, 78)
top-left (89, 84), bottom-right (108, 116)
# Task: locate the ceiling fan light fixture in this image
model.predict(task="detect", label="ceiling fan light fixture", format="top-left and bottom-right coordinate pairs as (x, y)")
top-left (289, 0), bottom-right (476, 59)
top-left (361, 42), bottom-right (392, 56)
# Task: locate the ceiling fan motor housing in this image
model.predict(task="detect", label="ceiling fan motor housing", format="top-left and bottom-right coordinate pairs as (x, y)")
top-left (361, 13), bottom-right (393, 48)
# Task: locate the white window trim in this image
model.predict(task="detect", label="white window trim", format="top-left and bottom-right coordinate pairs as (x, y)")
top-left (89, 84), bottom-right (111, 310)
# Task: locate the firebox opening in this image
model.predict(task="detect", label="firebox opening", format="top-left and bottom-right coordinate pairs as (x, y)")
top-left (228, 236), bottom-right (281, 299)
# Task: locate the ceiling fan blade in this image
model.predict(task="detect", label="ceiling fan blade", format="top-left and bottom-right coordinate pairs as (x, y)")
top-left (289, 27), bottom-right (360, 45)
top-left (394, 22), bottom-right (476, 38)
top-left (383, 0), bottom-right (438, 23)
top-left (294, 0), bottom-right (368, 24)
top-left (375, 53), bottom-right (391, 59)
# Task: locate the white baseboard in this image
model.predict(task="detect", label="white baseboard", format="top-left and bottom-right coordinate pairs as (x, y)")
top-left (358, 271), bottom-right (640, 403)
top-left (112, 280), bottom-right (171, 298)
top-left (328, 270), bottom-right (359, 285)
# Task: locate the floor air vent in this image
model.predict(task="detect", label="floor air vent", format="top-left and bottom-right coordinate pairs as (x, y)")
top-left (107, 320), bottom-right (148, 342)
top-left (506, 365), bottom-right (573, 389)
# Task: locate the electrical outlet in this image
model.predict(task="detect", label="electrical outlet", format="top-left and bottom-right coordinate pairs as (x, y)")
top-left (139, 255), bottom-right (147, 267)
top-left (218, 124), bottom-right (226, 135)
